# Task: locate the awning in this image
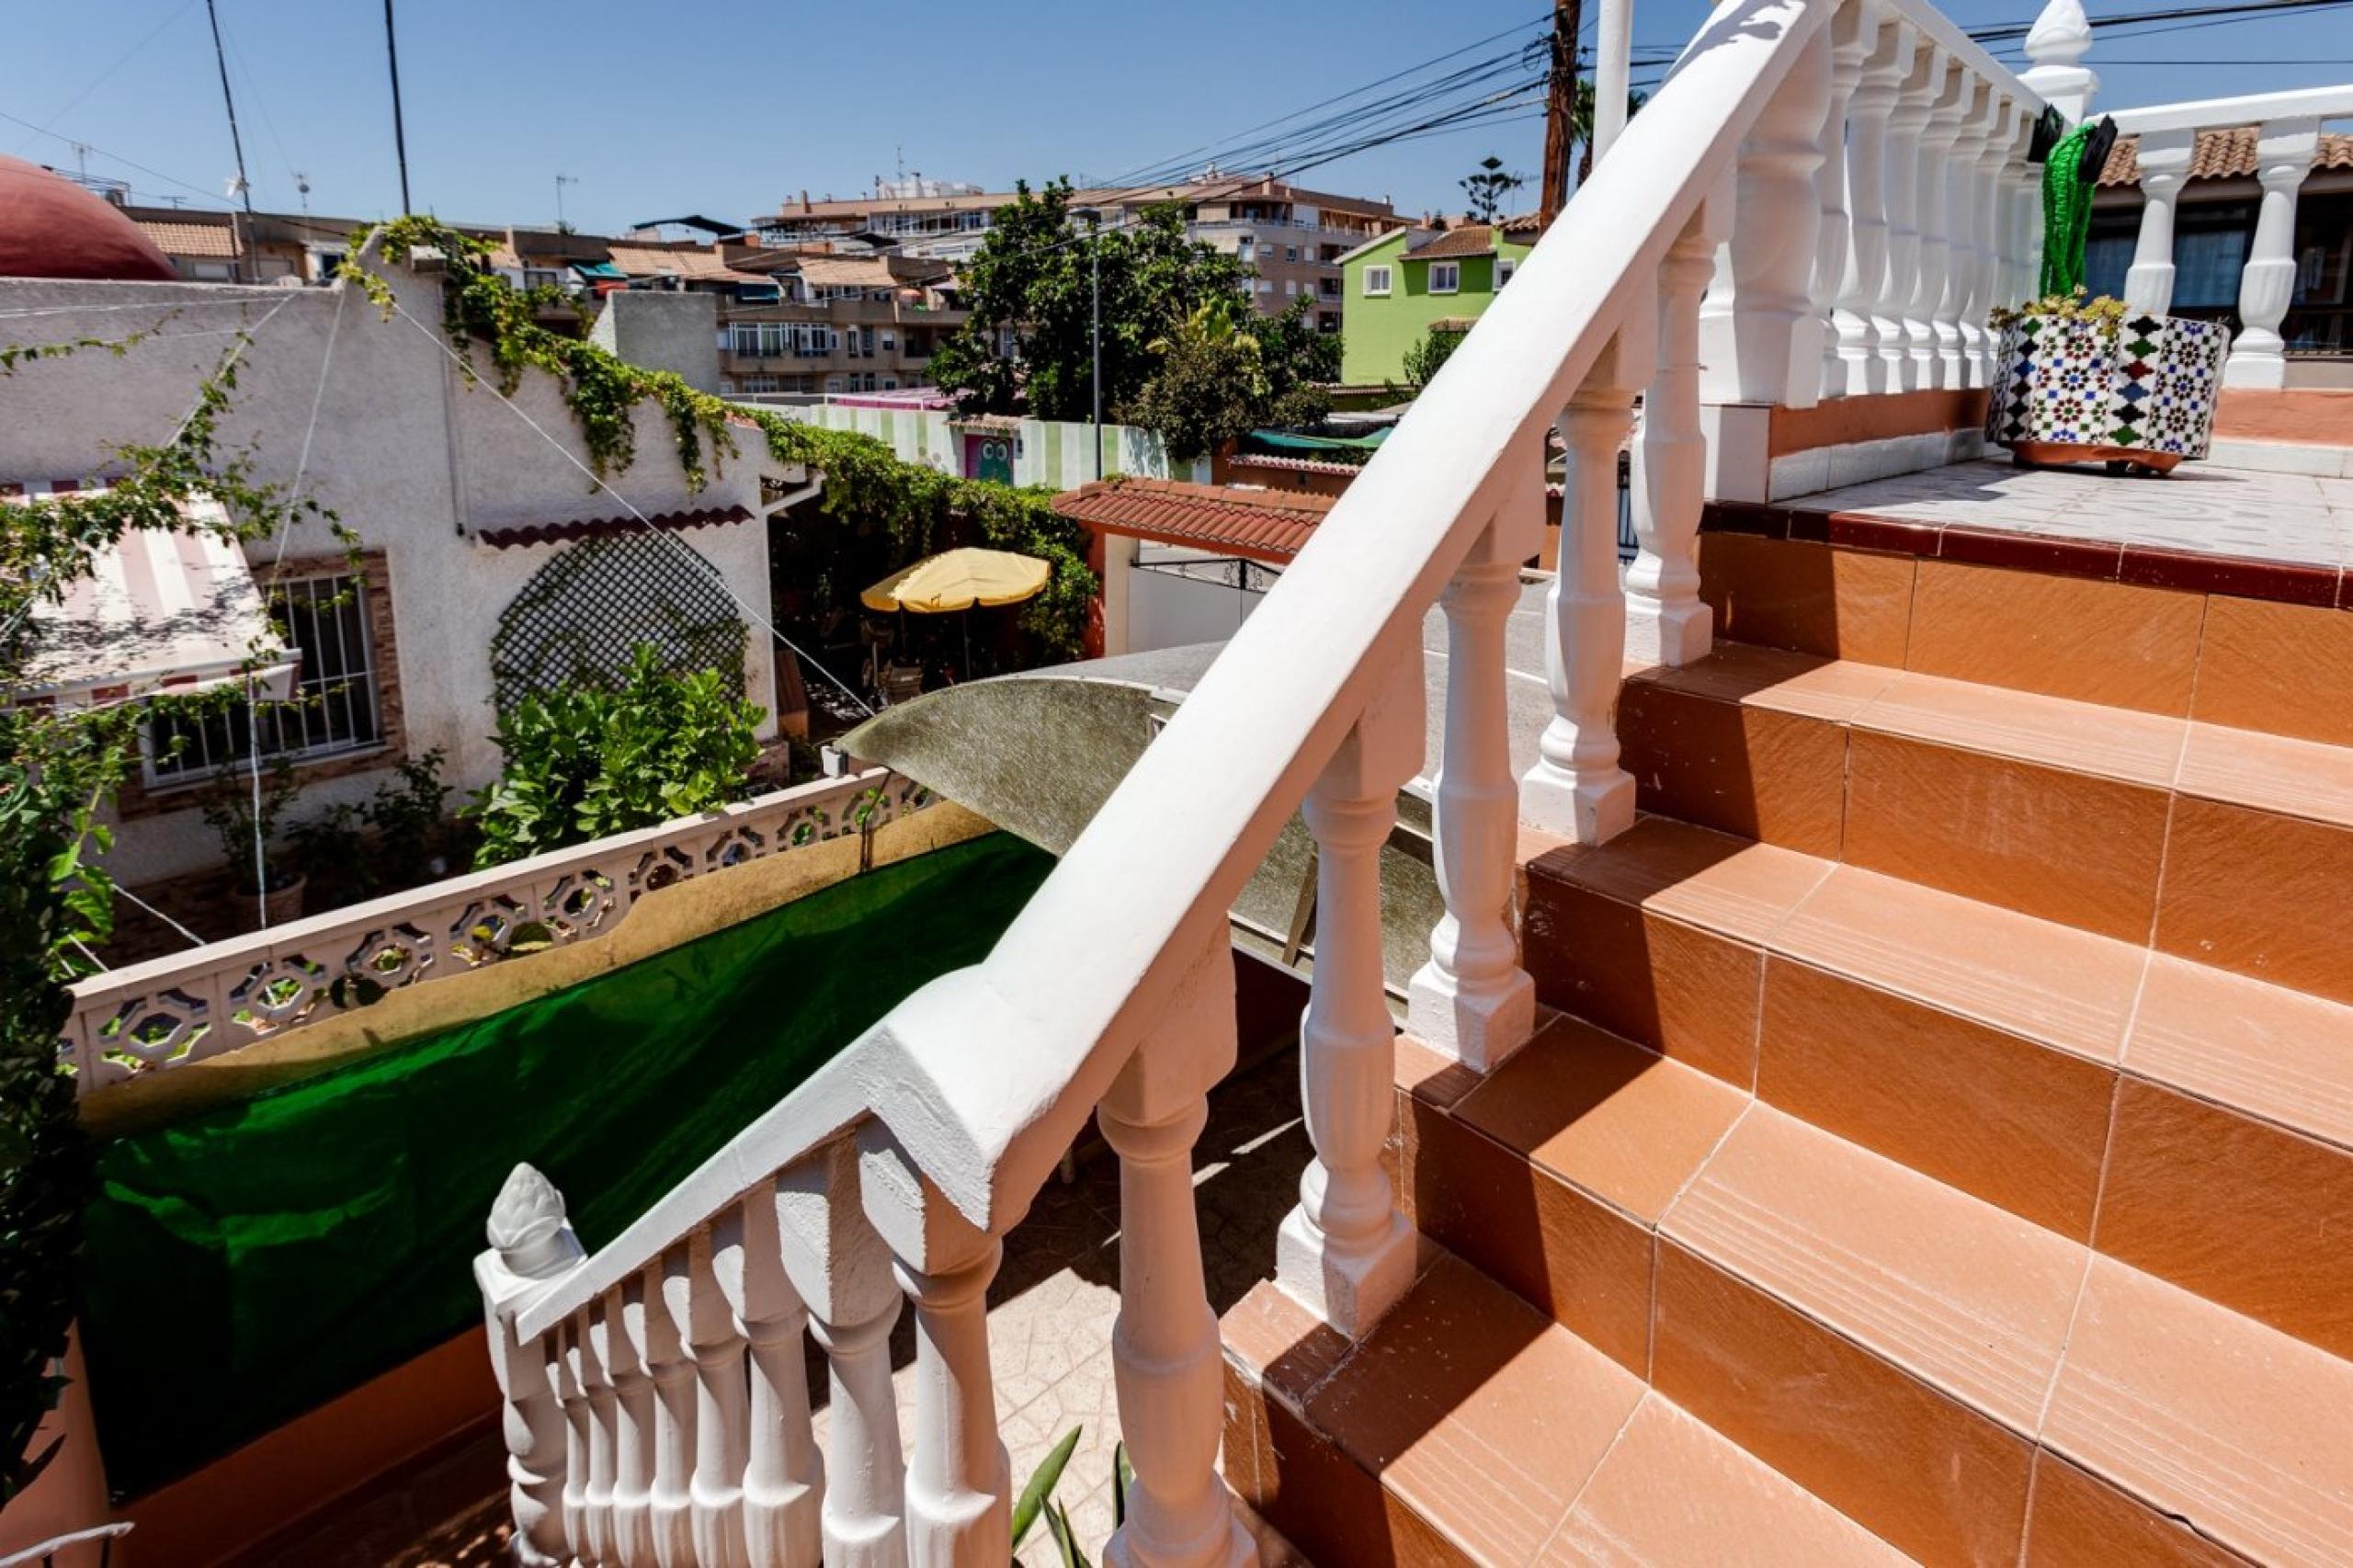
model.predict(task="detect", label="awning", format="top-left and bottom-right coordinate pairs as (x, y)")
top-left (10, 488), bottom-right (294, 710)
top-left (572, 261), bottom-right (626, 280)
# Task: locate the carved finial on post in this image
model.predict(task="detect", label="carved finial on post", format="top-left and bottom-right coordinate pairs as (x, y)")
top-left (489, 1163), bottom-right (581, 1279)
top-left (477, 1164), bottom-right (588, 1567)
top-left (2021, 0), bottom-right (2097, 123)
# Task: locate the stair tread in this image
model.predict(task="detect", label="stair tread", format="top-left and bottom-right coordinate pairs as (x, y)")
top-left (2130, 954), bottom-right (2353, 1150)
top-left (2179, 720), bottom-right (2353, 830)
top-left (1661, 1103), bottom-right (2082, 1436)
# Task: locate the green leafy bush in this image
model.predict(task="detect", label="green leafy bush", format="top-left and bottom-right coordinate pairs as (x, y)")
top-left (470, 646), bottom-right (764, 868)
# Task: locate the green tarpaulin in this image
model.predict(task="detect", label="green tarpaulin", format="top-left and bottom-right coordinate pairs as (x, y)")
top-left (78, 832), bottom-right (1052, 1497)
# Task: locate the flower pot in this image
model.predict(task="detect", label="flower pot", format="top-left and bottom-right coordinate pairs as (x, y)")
top-left (230, 871), bottom-right (308, 932)
top-left (1985, 311), bottom-right (2231, 475)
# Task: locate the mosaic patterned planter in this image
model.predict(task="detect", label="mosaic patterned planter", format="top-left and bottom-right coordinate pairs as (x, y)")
top-left (1986, 311), bottom-right (2231, 475)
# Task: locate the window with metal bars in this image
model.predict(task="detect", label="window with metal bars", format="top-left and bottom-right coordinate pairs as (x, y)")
top-left (146, 574), bottom-right (381, 782)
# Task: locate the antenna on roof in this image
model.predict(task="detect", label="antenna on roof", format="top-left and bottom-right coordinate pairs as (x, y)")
top-left (201, 0), bottom-right (260, 280)
top-left (295, 171), bottom-right (312, 213)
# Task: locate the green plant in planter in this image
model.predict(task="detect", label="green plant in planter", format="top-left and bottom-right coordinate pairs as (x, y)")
top-left (199, 755), bottom-right (305, 895)
top-left (1011, 1425), bottom-right (1137, 1567)
top-left (288, 747), bottom-right (453, 903)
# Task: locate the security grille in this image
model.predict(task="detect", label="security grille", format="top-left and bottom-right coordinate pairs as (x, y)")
top-left (147, 573), bottom-right (379, 780)
top-left (489, 531), bottom-right (747, 713)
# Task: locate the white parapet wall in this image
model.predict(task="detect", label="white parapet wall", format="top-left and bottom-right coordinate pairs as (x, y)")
top-left (756, 400), bottom-right (1212, 489)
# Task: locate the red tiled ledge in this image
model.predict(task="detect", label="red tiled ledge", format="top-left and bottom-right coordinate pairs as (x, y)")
top-left (1700, 499), bottom-right (2352, 611)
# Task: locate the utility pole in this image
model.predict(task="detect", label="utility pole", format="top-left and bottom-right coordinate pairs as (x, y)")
top-left (1539, 0), bottom-right (1582, 230)
top-left (554, 174), bottom-right (579, 233)
top-left (202, 0), bottom-right (260, 281)
top-left (384, 0), bottom-right (413, 213)
top-left (1075, 209), bottom-right (1104, 479)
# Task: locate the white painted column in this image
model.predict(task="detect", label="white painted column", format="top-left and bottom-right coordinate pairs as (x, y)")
top-left (1526, 321), bottom-right (1653, 845)
top-left (1699, 17), bottom-right (1834, 406)
top-left (2020, 0), bottom-right (2098, 125)
top-left (1879, 45), bottom-right (1940, 388)
top-left (637, 1257), bottom-right (699, 1568)
top-left (2123, 127), bottom-right (2198, 316)
top-left (606, 1282), bottom-right (659, 1568)
top-left (674, 1235), bottom-right (752, 1568)
top-left (1280, 656), bottom-right (1423, 1326)
top-left (1594, 0), bottom-right (1634, 164)
top-left (1631, 192), bottom-right (1730, 666)
top-left (1936, 85), bottom-right (1993, 388)
top-left (713, 1182), bottom-right (824, 1568)
top-left (554, 1324), bottom-right (593, 1558)
top-left (1407, 496), bottom-right (1537, 1070)
top-left (1964, 102), bottom-right (2023, 386)
top-left (1833, 15), bottom-right (1909, 396)
top-left (478, 1165), bottom-right (587, 1568)
top-left (2011, 149), bottom-right (2045, 310)
top-left (1813, 0), bottom-right (1871, 400)
top-left (1908, 62), bottom-right (1969, 388)
top-left (576, 1301), bottom-right (620, 1565)
top-left (1099, 940), bottom-right (1256, 1568)
top-left (2225, 117), bottom-right (2322, 389)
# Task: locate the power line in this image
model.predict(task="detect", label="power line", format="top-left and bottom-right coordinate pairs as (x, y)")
top-left (9, 0), bottom-right (197, 158)
top-left (201, 0), bottom-right (261, 280)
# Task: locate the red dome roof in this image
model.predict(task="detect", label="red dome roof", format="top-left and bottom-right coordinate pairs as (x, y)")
top-left (0, 155), bottom-right (177, 282)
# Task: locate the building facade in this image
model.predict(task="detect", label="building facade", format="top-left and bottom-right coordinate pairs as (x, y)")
top-left (1338, 216), bottom-right (1541, 385)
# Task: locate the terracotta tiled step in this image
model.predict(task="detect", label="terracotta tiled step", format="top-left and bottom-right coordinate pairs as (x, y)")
top-left (1522, 816), bottom-right (2353, 1358)
top-left (1615, 642), bottom-right (2353, 977)
top-left (1387, 1023), bottom-right (2353, 1565)
top-left (1221, 1256), bottom-right (1911, 1568)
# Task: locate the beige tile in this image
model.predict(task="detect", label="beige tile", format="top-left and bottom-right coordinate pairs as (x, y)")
top-left (1529, 814), bottom-right (1833, 943)
top-left (1772, 866), bottom-right (2144, 1064)
top-left (2127, 954), bottom-right (2353, 1151)
top-left (1541, 1393), bottom-right (1911, 1566)
top-left (2096, 1078), bottom-right (2353, 1359)
top-left (1651, 1241), bottom-right (2036, 1567)
top-left (2024, 1450), bottom-right (2252, 1568)
top-left (1618, 681), bottom-right (1849, 858)
top-left (1632, 642), bottom-right (1903, 722)
top-left (2154, 796), bottom-right (2353, 1006)
top-left (1756, 957), bottom-right (2116, 1239)
top-left (1844, 728), bottom-right (2171, 942)
top-left (2177, 722), bottom-right (2353, 830)
top-left (2191, 594), bottom-right (2353, 746)
top-left (1664, 1105), bottom-right (2085, 1433)
top-left (1698, 534), bottom-right (1918, 665)
top-left (2042, 1257), bottom-right (2353, 1567)
top-left (1904, 558), bottom-right (2203, 714)
top-left (1855, 670), bottom-right (2188, 786)
top-left (1307, 1255), bottom-right (1644, 1567)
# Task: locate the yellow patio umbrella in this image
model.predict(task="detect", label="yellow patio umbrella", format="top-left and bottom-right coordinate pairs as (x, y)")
top-left (859, 547), bottom-right (1051, 682)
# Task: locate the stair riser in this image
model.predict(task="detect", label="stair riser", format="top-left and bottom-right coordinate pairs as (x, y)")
top-left (1615, 683), bottom-right (2353, 996)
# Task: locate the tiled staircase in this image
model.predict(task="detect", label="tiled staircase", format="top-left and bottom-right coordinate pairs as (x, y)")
top-left (1222, 525), bottom-right (2353, 1565)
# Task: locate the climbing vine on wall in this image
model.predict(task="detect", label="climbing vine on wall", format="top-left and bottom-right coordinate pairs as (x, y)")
top-left (347, 219), bottom-right (1097, 658)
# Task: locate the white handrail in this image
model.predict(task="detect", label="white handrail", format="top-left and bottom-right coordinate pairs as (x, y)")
top-left (2109, 85), bottom-right (2353, 134)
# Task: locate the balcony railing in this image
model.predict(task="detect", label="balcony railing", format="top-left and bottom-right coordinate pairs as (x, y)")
top-left (468, 0), bottom-right (2059, 1562)
top-left (63, 770), bottom-right (929, 1093)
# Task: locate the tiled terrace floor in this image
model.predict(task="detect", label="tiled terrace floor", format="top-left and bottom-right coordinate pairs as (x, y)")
top-left (1791, 456), bottom-right (2353, 568)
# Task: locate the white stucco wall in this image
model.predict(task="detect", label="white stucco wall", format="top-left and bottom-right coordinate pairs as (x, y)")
top-left (767, 403), bottom-right (1211, 488)
top-left (0, 245), bottom-right (787, 884)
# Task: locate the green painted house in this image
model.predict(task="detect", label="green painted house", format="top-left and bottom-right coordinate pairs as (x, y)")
top-left (1337, 215), bottom-right (1541, 386)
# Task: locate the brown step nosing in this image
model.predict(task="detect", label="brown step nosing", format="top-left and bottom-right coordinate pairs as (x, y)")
top-left (2126, 954), bottom-right (2353, 1153)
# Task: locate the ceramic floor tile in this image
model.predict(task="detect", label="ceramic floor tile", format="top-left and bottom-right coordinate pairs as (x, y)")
top-left (1770, 865), bottom-right (2144, 1064)
top-left (2041, 1256), bottom-right (2353, 1567)
top-left (1631, 642), bottom-right (1904, 723)
top-left (2127, 952), bottom-right (2353, 1150)
top-left (1855, 670), bottom-right (2188, 787)
top-left (1529, 813), bottom-right (1832, 944)
top-left (2177, 722), bottom-right (2353, 829)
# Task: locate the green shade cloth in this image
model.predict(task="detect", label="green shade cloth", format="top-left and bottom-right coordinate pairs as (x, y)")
top-left (1241, 427), bottom-right (1390, 456)
top-left (78, 832), bottom-right (1052, 1498)
top-left (2040, 121), bottom-right (2098, 299)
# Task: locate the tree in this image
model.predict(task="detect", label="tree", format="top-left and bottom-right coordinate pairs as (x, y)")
top-left (1126, 297), bottom-right (1340, 464)
top-left (1461, 155), bottom-right (1526, 224)
top-left (1402, 325), bottom-right (1468, 392)
top-left (927, 181), bottom-right (1254, 421)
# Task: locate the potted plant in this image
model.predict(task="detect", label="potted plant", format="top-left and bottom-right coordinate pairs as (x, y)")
top-left (199, 756), bottom-right (308, 928)
top-left (1984, 290), bottom-right (2232, 476)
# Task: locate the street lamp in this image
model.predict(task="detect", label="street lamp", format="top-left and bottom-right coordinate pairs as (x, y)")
top-left (1073, 206), bottom-right (1103, 478)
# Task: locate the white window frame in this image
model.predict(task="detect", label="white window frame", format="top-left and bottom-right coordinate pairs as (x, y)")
top-left (1362, 265), bottom-right (1392, 296)
top-left (1497, 256), bottom-right (1517, 288)
top-left (1429, 260), bottom-right (1461, 294)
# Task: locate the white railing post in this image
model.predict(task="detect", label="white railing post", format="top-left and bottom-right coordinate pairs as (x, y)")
top-left (858, 1132), bottom-right (1008, 1568)
top-left (2224, 117), bottom-right (2321, 389)
top-left (1938, 82), bottom-right (1994, 388)
top-left (2010, 135), bottom-right (2045, 310)
top-left (673, 1234), bottom-right (751, 1568)
top-left (1880, 44), bottom-right (1941, 388)
top-left (576, 1300), bottom-right (620, 1565)
top-left (1965, 99), bottom-right (2023, 385)
top-left (554, 1323), bottom-right (593, 1558)
top-left (1909, 62), bottom-right (1969, 388)
top-left (1281, 659), bottom-right (1425, 1332)
top-left (1699, 17), bottom-right (1834, 406)
top-left (1842, 18), bottom-right (1915, 394)
top-left (606, 1281), bottom-right (659, 1567)
top-left (1631, 188), bottom-right (1732, 665)
top-left (2123, 127), bottom-right (2197, 316)
top-left (639, 1256), bottom-right (699, 1568)
top-left (2021, 0), bottom-right (2098, 124)
top-left (478, 1165), bottom-right (587, 1568)
top-left (1408, 500), bottom-right (1537, 1070)
top-left (1099, 937), bottom-right (1257, 1568)
top-left (1813, 0), bottom-right (1870, 399)
top-left (782, 1139), bottom-right (909, 1567)
top-left (1527, 320), bottom-right (1654, 846)
top-left (713, 1179), bottom-right (826, 1567)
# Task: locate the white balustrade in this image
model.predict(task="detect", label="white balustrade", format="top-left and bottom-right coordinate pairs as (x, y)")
top-left (1841, 17), bottom-right (1915, 394)
top-left (479, 1165), bottom-right (586, 1568)
top-left (1817, 2), bottom-right (1876, 399)
top-left (1631, 187), bottom-right (1731, 667)
top-left (2231, 118), bottom-right (2323, 388)
top-left (2020, 0), bottom-right (2097, 123)
top-left (2123, 128), bottom-right (2197, 316)
top-left (1282, 662), bottom-right (1426, 1329)
top-left (1937, 81), bottom-right (1993, 386)
top-left (1909, 61), bottom-right (1968, 387)
top-left (710, 1186), bottom-right (824, 1566)
top-left (1879, 43), bottom-right (1940, 387)
top-left (1700, 20), bottom-right (1832, 406)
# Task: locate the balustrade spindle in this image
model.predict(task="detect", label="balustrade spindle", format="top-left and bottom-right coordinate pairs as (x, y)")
top-left (1280, 660), bottom-right (1425, 1331)
top-left (577, 1301), bottom-right (621, 1565)
top-left (607, 1282), bottom-right (659, 1567)
top-left (784, 1140), bottom-right (909, 1567)
top-left (1813, 0), bottom-right (1872, 399)
top-left (639, 1256), bottom-right (699, 1568)
top-left (1963, 100), bottom-right (2022, 386)
top-left (713, 1182), bottom-right (824, 1567)
top-left (674, 1233), bottom-right (750, 1568)
top-left (1630, 189), bottom-right (1729, 667)
top-left (555, 1324), bottom-right (592, 1560)
top-left (2226, 118), bottom-right (2322, 389)
top-left (1527, 322), bottom-right (1653, 846)
top-left (1909, 62), bottom-right (1969, 387)
top-left (1937, 83), bottom-right (1994, 387)
top-left (478, 1165), bottom-right (586, 1568)
top-left (1880, 45), bottom-right (1939, 387)
top-left (1099, 940), bottom-right (1256, 1568)
top-left (2003, 119), bottom-right (2040, 312)
top-left (1842, 18), bottom-right (1915, 395)
top-left (1407, 497), bottom-right (1537, 1070)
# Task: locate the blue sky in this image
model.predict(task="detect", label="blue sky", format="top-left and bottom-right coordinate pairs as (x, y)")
top-left (6, 0), bottom-right (2351, 234)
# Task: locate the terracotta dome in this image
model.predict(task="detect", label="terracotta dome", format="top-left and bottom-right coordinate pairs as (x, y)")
top-left (0, 154), bottom-right (177, 282)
